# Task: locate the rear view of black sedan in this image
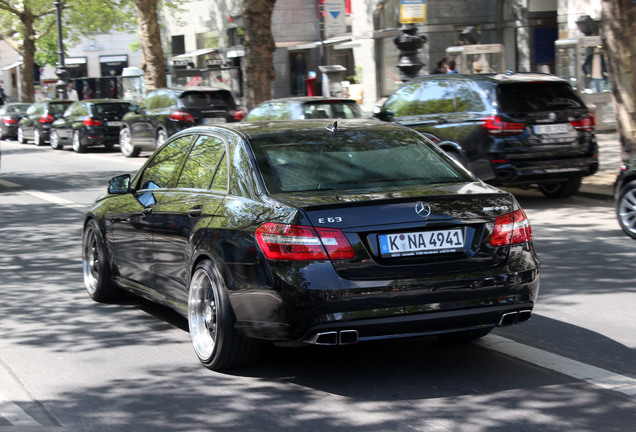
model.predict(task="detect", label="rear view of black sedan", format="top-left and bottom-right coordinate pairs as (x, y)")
top-left (82, 119), bottom-right (540, 370)
top-left (0, 103), bottom-right (30, 139)
top-left (50, 99), bottom-right (131, 152)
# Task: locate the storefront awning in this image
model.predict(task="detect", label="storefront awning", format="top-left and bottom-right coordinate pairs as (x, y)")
top-left (172, 48), bottom-right (218, 61)
top-left (287, 36), bottom-right (353, 51)
top-left (2, 61), bottom-right (22, 71)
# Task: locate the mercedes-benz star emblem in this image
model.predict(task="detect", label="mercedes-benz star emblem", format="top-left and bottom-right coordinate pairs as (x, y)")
top-left (415, 202), bottom-right (431, 218)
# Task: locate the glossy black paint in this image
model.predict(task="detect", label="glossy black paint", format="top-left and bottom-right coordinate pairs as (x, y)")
top-left (51, 99), bottom-right (130, 150)
top-left (374, 73), bottom-right (599, 190)
top-left (0, 103), bottom-right (30, 139)
top-left (86, 120), bottom-right (540, 345)
top-left (18, 100), bottom-right (73, 145)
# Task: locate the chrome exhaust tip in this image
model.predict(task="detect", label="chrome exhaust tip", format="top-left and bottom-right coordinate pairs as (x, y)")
top-left (339, 330), bottom-right (358, 345)
top-left (305, 330), bottom-right (359, 345)
top-left (313, 331), bottom-right (339, 345)
top-left (517, 310), bottom-right (532, 323)
top-left (498, 312), bottom-right (518, 327)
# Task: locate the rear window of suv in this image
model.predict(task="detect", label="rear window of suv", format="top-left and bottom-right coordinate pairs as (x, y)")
top-left (496, 82), bottom-right (585, 113)
top-left (179, 90), bottom-right (236, 109)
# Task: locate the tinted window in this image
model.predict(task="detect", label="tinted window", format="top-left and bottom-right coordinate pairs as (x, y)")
top-left (454, 82), bottom-right (487, 112)
top-left (177, 135), bottom-right (226, 189)
top-left (497, 82), bottom-right (585, 113)
top-left (250, 129), bottom-right (472, 193)
top-left (244, 103), bottom-right (274, 121)
top-left (179, 90), bottom-right (235, 108)
top-left (138, 135), bottom-right (193, 190)
top-left (91, 103), bottom-right (131, 116)
top-left (48, 103), bottom-right (72, 115)
top-left (384, 79), bottom-right (455, 116)
top-left (303, 102), bottom-right (363, 119)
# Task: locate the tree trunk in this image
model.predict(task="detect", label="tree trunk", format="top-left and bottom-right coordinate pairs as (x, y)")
top-left (601, 0), bottom-right (636, 161)
top-left (133, 0), bottom-right (167, 90)
top-left (20, 9), bottom-right (37, 103)
top-left (242, 0), bottom-right (277, 109)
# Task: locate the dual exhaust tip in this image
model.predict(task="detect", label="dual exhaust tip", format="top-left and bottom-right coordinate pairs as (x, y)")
top-left (305, 310), bottom-right (532, 345)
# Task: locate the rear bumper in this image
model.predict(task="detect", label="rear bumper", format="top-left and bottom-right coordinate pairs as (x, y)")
top-left (488, 156), bottom-right (599, 186)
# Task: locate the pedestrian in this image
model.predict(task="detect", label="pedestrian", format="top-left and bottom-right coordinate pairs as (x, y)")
top-left (432, 59), bottom-right (447, 74)
top-left (82, 81), bottom-right (95, 100)
top-left (0, 84), bottom-right (6, 105)
top-left (447, 60), bottom-right (458, 74)
top-left (67, 83), bottom-right (79, 101)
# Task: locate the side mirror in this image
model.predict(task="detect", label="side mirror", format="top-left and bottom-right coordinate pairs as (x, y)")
top-left (372, 106), bottom-right (394, 121)
top-left (108, 174), bottom-right (131, 194)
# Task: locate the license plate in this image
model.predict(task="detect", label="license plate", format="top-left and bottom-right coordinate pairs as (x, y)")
top-left (379, 228), bottom-right (464, 257)
top-left (202, 117), bottom-right (226, 124)
top-left (533, 123), bottom-right (569, 134)
top-left (107, 121), bottom-right (123, 127)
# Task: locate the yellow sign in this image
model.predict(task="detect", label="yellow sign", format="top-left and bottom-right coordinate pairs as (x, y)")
top-left (400, 0), bottom-right (426, 24)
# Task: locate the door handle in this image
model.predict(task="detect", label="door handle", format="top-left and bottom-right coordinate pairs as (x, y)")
top-left (188, 205), bottom-right (203, 217)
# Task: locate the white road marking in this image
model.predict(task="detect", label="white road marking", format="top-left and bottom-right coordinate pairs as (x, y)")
top-left (480, 335), bottom-right (636, 397)
top-left (21, 189), bottom-right (87, 214)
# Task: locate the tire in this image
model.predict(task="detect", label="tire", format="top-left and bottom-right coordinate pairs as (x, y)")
top-left (72, 130), bottom-right (86, 153)
top-left (50, 130), bottom-right (63, 150)
top-left (438, 327), bottom-right (493, 342)
top-left (155, 128), bottom-right (168, 148)
top-left (119, 126), bottom-right (140, 157)
top-left (34, 128), bottom-right (44, 146)
top-left (82, 219), bottom-right (121, 302)
top-left (188, 260), bottom-right (261, 370)
top-left (17, 126), bottom-right (26, 144)
top-left (538, 176), bottom-right (582, 198)
top-left (616, 180), bottom-right (636, 239)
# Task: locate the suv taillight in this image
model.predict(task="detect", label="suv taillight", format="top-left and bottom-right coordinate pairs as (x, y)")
top-left (481, 115), bottom-right (526, 136)
top-left (168, 111), bottom-right (195, 122)
top-left (39, 114), bottom-right (55, 123)
top-left (233, 109), bottom-right (246, 122)
top-left (255, 222), bottom-right (355, 261)
top-left (491, 209), bottom-right (533, 247)
top-left (2, 116), bottom-right (17, 124)
top-left (570, 113), bottom-right (595, 131)
top-left (83, 117), bottom-right (103, 126)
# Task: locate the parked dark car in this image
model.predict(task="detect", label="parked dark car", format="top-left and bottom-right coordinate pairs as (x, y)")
top-left (373, 72), bottom-right (599, 198)
top-left (0, 103), bottom-right (31, 139)
top-left (614, 156), bottom-right (636, 239)
top-left (118, 87), bottom-right (245, 157)
top-left (82, 119), bottom-right (540, 370)
top-left (17, 100), bottom-right (73, 146)
top-left (243, 96), bottom-right (365, 121)
top-left (50, 99), bottom-right (131, 152)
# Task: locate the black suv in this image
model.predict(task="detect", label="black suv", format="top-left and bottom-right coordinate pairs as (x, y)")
top-left (373, 73), bottom-right (598, 198)
top-left (119, 87), bottom-right (245, 157)
top-left (18, 100), bottom-right (73, 146)
top-left (50, 99), bottom-right (131, 152)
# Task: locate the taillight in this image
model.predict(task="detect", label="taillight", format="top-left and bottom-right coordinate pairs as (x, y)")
top-left (233, 109), bottom-right (246, 122)
top-left (255, 222), bottom-right (355, 261)
top-left (570, 113), bottom-right (595, 131)
top-left (491, 209), bottom-right (533, 247)
top-left (83, 117), bottom-right (103, 126)
top-left (2, 116), bottom-right (17, 124)
top-left (168, 111), bottom-right (195, 122)
top-left (481, 115), bottom-right (526, 135)
top-left (39, 114), bottom-right (55, 123)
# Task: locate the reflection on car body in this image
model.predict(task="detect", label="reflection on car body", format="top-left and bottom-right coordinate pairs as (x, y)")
top-left (83, 119), bottom-right (540, 370)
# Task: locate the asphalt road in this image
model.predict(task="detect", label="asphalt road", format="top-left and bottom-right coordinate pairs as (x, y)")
top-left (1, 139), bottom-right (635, 432)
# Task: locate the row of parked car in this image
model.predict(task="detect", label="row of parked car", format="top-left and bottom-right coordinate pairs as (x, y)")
top-left (3, 73), bottom-right (634, 238)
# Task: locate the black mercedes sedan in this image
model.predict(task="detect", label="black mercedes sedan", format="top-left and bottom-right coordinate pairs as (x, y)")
top-left (82, 119), bottom-right (540, 370)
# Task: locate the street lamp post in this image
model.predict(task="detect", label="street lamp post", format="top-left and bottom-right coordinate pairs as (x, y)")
top-left (393, 24), bottom-right (426, 83)
top-left (54, 0), bottom-right (68, 99)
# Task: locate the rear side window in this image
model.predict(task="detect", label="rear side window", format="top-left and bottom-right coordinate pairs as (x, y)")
top-left (49, 103), bottom-right (72, 115)
top-left (179, 91), bottom-right (236, 109)
top-left (384, 79), bottom-right (455, 116)
top-left (138, 135), bottom-right (194, 190)
top-left (177, 135), bottom-right (226, 190)
top-left (304, 102), bottom-right (363, 119)
top-left (497, 82), bottom-right (586, 113)
top-left (250, 129), bottom-right (473, 193)
top-left (91, 103), bottom-right (131, 116)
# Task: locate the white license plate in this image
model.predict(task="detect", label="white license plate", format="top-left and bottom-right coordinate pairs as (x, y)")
top-left (533, 123), bottom-right (569, 134)
top-left (107, 121), bottom-right (123, 127)
top-left (379, 228), bottom-right (464, 257)
top-left (202, 117), bottom-right (226, 124)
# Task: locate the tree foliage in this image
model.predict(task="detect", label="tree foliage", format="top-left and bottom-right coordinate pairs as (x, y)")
top-left (601, 0), bottom-right (636, 160)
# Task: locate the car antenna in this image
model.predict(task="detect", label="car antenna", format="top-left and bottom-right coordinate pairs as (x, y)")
top-left (326, 121), bottom-right (338, 134)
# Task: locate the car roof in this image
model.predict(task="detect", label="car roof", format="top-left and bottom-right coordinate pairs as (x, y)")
top-left (411, 72), bottom-right (569, 84)
top-left (81, 99), bottom-right (131, 104)
top-left (258, 96), bottom-right (359, 104)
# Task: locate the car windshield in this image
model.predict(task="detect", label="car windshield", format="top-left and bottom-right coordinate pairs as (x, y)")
top-left (92, 103), bottom-right (131, 116)
top-left (179, 90), bottom-right (235, 108)
top-left (250, 128), bottom-right (473, 193)
top-left (497, 82), bottom-right (586, 113)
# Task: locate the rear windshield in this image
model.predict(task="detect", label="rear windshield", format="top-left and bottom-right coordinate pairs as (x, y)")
top-left (91, 103), bottom-right (131, 116)
top-left (48, 102), bottom-right (72, 114)
top-left (250, 129), bottom-right (473, 193)
top-left (497, 82), bottom-right (586, 113)
top-left (303, 102), bottom-right (364, 119)
top-left (179, 90), bottom-right (236, 109)
top-left (5, 104), bottom-right (30, 113)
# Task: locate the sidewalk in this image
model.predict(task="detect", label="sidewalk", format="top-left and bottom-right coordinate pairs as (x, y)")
top-left (579, 130), bottom-right (622, 199)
